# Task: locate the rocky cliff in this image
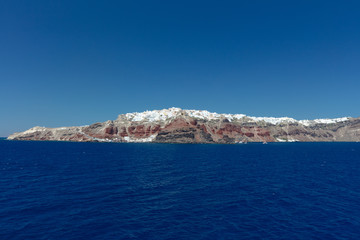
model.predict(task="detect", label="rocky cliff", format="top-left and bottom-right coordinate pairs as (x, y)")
top-left (7, 108), bottom-right (360, 143)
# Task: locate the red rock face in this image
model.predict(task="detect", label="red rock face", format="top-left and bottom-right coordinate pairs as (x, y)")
top-left (134, 126), bottom-right (146, 137)
top-left (200, 124), bottom-right (208, 133)
top-left (151, 125), bottom-right (161, 134)
top-left (68, 133), bottom-right (91, 142)
top-left (244, 132), bottom-right (254, 137)
top-left (105, 126), bottom-right (118, 135)
top-left (223, 124), bottom-right (242, 133)
top-left (147, 117), bottom-right (279, 143)
top-left (88, 124), bottom-right (162, 141)
top-left (191, 122), bottom-right (274, 143)
top-left (190, 120), bottom-right (197, 126)
top-left (128, 126), bottom-right (136, 134)
top-left (155, 118), bottom-right (208, 143)
top-left (146, 126), bottom-right (151, 135)
top-left (164, 118), bottom-right (190, 129)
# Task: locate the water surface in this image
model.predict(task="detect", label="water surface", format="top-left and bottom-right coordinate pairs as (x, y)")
top-left (1, 141), bottom-right (360, 239)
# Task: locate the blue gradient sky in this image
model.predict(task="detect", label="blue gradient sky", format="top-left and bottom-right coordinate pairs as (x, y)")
top-left (1, 0), bottom-right (360, 136)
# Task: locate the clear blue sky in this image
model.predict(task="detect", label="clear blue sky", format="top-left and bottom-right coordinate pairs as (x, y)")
top-left (1, 0), bottom-right (360, 136)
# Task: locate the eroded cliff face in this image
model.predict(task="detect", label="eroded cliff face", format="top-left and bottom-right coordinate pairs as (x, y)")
top-left (7, 108), bottom-right (360, 143)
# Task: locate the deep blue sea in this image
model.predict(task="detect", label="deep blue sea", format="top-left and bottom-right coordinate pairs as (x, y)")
top-left (1, 141), bottom-right (360, 240)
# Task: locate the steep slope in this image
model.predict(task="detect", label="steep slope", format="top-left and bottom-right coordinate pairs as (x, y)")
top-left (7, 108), bottom-right (360, 143)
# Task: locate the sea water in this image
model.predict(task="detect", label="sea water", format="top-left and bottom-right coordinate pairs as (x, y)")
top-left (1, 140), bottom-right (360, 239)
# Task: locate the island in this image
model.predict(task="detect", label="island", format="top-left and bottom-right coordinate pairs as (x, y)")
top-left (8, 108), bottom-right (360, 143)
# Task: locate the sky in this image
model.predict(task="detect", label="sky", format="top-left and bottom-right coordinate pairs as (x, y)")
top-left (1, 0), bottom-right (360, 136)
